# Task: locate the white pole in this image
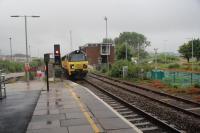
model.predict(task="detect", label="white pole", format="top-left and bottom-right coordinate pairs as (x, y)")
top-left (70, 30), bottom-right (72, 51)
top-left (126, 41), bottom-right (128, 60)
top-left (138, 43), bottom-right (139, 64)
top-left (104, 16), bottom-right (109, 70)
top-left (154, 48), bottom-right (158, 69)
top-left (9, 37), bottom-right (13, 61)
top-left (192, 38), bottom-right (193, 72)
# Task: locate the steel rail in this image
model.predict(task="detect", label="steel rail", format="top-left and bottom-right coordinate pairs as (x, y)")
top-left (91, 72), bottom-right (200, 106)
top-left (89, 73), bottom-right (200, 119)
top-left (84, 78), bottom-right (181, 133)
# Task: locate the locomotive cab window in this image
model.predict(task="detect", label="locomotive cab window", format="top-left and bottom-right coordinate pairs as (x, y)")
top-left (69, 54), bottom-right (86, 61)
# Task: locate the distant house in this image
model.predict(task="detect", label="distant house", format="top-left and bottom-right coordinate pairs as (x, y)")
top-left (0, 54), bottom-right (31, 63)
top-left (13, 54), bottom-right (33, 62)
top-left (80, 43), bottom-right (115, 66)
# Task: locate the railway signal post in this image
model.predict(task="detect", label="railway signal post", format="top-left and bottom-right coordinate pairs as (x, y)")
top-left (44, 53), bottom-right (50, 92)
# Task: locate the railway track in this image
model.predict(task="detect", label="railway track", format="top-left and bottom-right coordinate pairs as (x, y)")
top-left (89, 73), bottom-right (200, 119)
top-left (79, 79), bottom-right (181, 133)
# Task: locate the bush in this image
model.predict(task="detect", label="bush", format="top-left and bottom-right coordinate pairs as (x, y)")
top-left (194, 83), bottom-right (200, 88)
top-left (109, 60), bottom-right (153, 78)
top-left (168, 63), bottom-right (180, 69)
top-left (0, 60), bottom-right (24, 73)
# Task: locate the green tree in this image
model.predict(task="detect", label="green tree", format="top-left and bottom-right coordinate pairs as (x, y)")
top-left (116, 43), bottom-right (132, 61)
top-left (179, 38), bottom-right (200, 62)
top-left (114, 32), bottom-right (150, 48)
top-left (114, 32), bottom-right (150, 60)
top-left (192, 39), bottom-right (200, 61)
top-left (178, 43), bottom-right (191, 62)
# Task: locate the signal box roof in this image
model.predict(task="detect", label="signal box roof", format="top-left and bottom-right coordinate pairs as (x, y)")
top-left (80, 43), bottom-right (114, 49)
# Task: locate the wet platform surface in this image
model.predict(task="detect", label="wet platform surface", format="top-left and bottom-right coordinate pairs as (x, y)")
top-left (26, 80), bottom-right (141, 133)
top-left (0, 81), bottom-right (44, 133)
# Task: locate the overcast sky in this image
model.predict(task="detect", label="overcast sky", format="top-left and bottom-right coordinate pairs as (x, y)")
top-left (0, 0), bottom-right (200, 57)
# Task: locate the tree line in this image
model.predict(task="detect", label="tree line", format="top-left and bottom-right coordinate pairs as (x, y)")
top-left (103, 32), bottom-right (150, 62)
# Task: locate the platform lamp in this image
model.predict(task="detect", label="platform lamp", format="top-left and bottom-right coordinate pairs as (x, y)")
top-left (11, 15), bottom-right (40, 85)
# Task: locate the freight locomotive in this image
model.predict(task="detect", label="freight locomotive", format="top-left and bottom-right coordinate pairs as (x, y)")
top-left (61, 50), bottom-right (88, 79)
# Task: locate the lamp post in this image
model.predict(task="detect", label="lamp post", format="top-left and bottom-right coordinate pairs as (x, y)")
top-left (104, 16), bottom-right (109, 71)
top-left (154, 48), bottom-right (158, 80)
top-left (9, 37), bottom-right (13, 61)
top-left (154, 48), bottom-right (158, 69)
top-left (125, 41), bottom-right (128, 60)
top-left (138, 43), bottom-right (140, 64)
top-left (11, 15), bottom-right (40, 85)
top-left (69, 30), bottom-right (73, 51)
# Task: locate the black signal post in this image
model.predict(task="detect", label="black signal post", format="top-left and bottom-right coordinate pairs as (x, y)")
top-left (54, 44), bottom-right (61, 65)
top-left (44, 53), bottom-right (50, 91)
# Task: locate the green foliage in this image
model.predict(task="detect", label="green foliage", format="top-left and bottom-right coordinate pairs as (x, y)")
top-left (0, 60), bottom-right (23, 73)
top-left (194, 83), bottom-right (200, 88)
top-left (29, 72), bottom-right (36, 80)
top-left (114, 32), bottom-right (150, 61)
top-left (167, 63), bottom-right (180, 69)
top-left (155, 53), bottom-right (179, 64)
top-left (114, 32), bottom-right (150, 48)
top-left (179, 43), bottom-right (191, 62)
top-left (109, 60), bottom-right (153, 78)
top-left (179, 38), bottom-right (200, 62)
top-left (30, 59), bottom-right (43, 67)
top-left (116, 43), bottom-right (132, 61)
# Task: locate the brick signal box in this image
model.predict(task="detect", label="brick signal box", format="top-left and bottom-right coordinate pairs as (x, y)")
top-left (80, 43), bottom-right (115, 66)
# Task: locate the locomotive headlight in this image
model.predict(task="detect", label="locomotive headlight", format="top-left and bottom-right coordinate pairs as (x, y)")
top-left (83, 64), bottom-right (87, 69)
top-left (70, 64), bottom-right (74, 69)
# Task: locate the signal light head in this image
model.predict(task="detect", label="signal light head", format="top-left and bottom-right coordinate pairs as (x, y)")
top-left (55, 50), bottom-right (59, 54)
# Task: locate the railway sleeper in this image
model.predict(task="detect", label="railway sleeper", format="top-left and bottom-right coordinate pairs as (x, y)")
top-left (124, 114), bottom-right (139, 118)
top-left (129, 117), bottom-right (144, 122)
top-left (134, 122), bottom-right (151, 126)
top-left (116, 108), bottom-right (131, 112)
top-left (119, 111), bottom-right (134, 115)
top-left (113, 106), bottom-right (125, 109)
top-left (140, 126), bottom-right (159, 132)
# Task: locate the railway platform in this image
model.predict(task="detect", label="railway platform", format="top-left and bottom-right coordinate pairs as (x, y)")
top-left (26, 80), bottom-right (141, 133)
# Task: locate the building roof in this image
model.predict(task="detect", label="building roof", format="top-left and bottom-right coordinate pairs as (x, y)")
top-left (13, 53), bottom-right (30, 58)
top-left (80, 43), bottom-right (114, 48)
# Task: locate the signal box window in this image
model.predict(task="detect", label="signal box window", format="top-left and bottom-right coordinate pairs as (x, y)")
top-left (101, 44), bottom-right (110, 55)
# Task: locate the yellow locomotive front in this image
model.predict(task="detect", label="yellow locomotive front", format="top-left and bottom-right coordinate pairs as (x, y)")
top-left (62, 50), bottom-right (88, 79)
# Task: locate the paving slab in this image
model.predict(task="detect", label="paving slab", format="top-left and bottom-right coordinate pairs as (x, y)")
top-left (31, 114), bottom-right (66, 122)
top-left (91, 110), bottom-right (118, 118)
top-left (98, 117), bottom-right (132, 130)
top-left (68, 125), bottom-right (93, 133)
top-left (27, 120), bottom-right (60, 130)
top-left (26, 127), bottom-right (68, 133)
top-left (107, 128), bottom-right (138, 133)
top-left (60, 118), bottom-right (89, 127)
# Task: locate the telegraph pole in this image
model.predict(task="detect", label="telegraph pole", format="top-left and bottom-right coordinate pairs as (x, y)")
top-left (138, 43), bottom-right (140, 64)
top-left (104, 16), bottom-right (109, 70)
top-left (70, 30), bottom-right (73, 51)
top-left (9, 37), bottom-right (13, 61)
top-left (154, 48), bottom-right (158, 69)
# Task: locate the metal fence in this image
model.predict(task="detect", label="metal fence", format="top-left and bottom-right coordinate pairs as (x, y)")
top-left (147, 70), bottom-right (200, 87)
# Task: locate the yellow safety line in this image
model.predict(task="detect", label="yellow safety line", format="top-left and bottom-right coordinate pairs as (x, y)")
top-left (64, 83), bottom-right (100, 133)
